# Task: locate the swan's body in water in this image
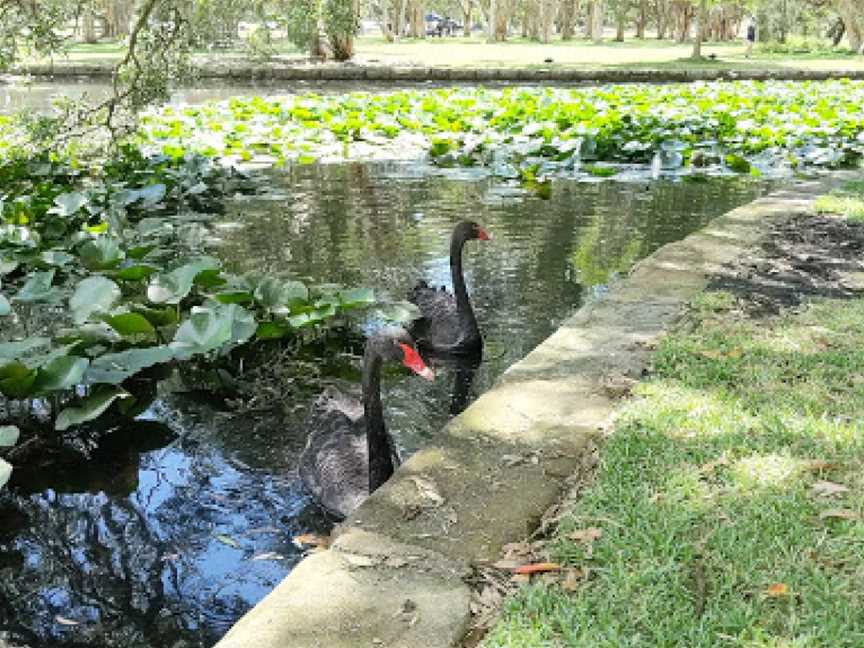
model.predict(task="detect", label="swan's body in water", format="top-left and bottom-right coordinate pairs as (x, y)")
top-left (299, 329), bottom-right (434, 519)
top-left (408, 221), bottom-right (491, 355)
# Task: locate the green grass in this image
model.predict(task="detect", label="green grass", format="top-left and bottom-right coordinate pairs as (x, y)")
top-left (483, 293), bottom-right (864, 648)
top-left (814, 181), bottom-right (864, 222)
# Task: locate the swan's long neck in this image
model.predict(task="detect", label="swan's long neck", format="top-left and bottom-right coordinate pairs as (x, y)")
top-left (362, 348), bottom-right (395, 494)
top-left (450, 229), bottom-right (478, 332)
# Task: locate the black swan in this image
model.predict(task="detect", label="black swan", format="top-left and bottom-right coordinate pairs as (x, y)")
top-left (408, 221), bottom-right (491, 355)
top-left (298, 328), bottom-right (434, 519)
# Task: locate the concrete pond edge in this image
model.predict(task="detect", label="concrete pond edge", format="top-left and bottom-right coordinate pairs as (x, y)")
top-left (8, 62), bottom-right (864, 84)
top-left (214, 176), bottom-right (840, 648)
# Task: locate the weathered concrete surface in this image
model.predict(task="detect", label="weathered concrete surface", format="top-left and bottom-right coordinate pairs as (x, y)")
top-left (9, 61), bottom-right (864, 83)
top-left (214, 177), bottom-right (838, 648)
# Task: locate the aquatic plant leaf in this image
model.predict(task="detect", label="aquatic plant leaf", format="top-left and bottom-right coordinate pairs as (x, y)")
top-left (55, 388), bottom-right (131, 431)
top-left (84, 346), bottom-right (174, 385)
top-left (0, 338), bottom-right (52, 360)
top-left (0, 257), bottom-right (18, 275)
top-left (70, 276), bottom-right (121, 324)
top-left (114, 264), bottom-right (160, 282)
top-left (0, 293), bottom-right (10, 316)
top-left (14, 270), bottom-right (61, 303)
top-left (0, 361), bottom-right (37, 398)
top-left (255, 321), bottom-right (292, 339)
top-left (147, 257), bottom-right (221, 304)
top-left (253, 277), bottom-right (309, 314)
top-left (103, 313), bottom-right (157, 340)
top-left (338, 287), bottom-right (375, 309)
top-left (50, 191), bottom-right (88, 217)
top-left (39, 250), bottom-right (75, 267)
top-left (0, 458), bottom-right (11, 490)
top-left (133, 305), bottom-right (179, 327)
top-left (133, 183), bottom-right (167, 207)
top-left (374, 301), bottom-right (422, 324)
top-left (213, 290), bottom-right (253, 305)
top-left (170, 303), bottom-right (256, 360)
top-left (79, 237), bottom-right (125, 270)
top-left (32, 355), bottom-right (89, 392)
top-left (0, 425), bottom-right (19, 447)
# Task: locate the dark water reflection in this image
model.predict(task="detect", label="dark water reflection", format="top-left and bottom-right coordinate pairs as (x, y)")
top-left (0, 163), bottom-right (775, 647)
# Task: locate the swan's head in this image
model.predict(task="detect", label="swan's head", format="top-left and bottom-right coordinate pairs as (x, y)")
top-left (457, 220), bottom-right (492, 242)
top-left (374, 328), bottom-right (435, 381)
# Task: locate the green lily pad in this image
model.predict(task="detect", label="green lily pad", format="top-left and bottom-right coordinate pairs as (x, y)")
top-left (55, 388), bottom-right (131, 431)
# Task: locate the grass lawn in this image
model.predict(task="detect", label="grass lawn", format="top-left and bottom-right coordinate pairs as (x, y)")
top-left (24, 34), bottom-right (864, 72)
top-left (482, 229), bottom-right (864, 646)
top-left (815, 180), bottom-right (864, 222)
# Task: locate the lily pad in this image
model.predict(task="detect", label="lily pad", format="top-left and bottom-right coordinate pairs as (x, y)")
top-left (0, 425), bottom-right (19, 447)
top-left (33, 355), bottom-right (90, 392)
top-left (14, 270), bottom-right (61, 303)
top-left (170, 303), bottom-right (256, 360)
top-left (70, 276), bottom-right (122, 324)
top-left (147, 257), bottom-right (221, 304)
top-left (55, 388), bottom-right (131, 431)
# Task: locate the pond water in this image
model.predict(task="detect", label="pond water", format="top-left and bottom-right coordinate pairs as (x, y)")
top-left (0, 160), bottom-right (776, 648)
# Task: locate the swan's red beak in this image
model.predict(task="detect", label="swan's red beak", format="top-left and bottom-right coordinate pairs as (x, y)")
top-left (477, 227), bottom-right (492, 241)
top-left (399, 343), bottom-right (435, 381)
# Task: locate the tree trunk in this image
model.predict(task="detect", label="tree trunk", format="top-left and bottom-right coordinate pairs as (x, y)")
top-left (838, 0), bottom-right (863, 52)
top-left (540, 0), bottom-right (554, 42)
top-left (560, 0), bottom-right (577, 39)
top-left (585, 1), bottom-right (594, 38)
top-left (691, 0), bottom-right (706, 58)
top-left (81, 9), bottom-right (98, 43)
top-left (591, 0), bottom-right (603, 42)
top-left (487, 0), bottom-right (497, 41)
top-left (615, 15), bottom-right (625, 41)
top-left (636, 0), bottom-right (647, 38)
top-left (462, 0), bottom-right (472, 36)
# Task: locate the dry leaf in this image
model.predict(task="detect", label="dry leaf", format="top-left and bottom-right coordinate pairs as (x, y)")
top-left (806, 460), bottom-right (837, 473)
top-left (292, 533), bottom-right (331, 549)
top-left (511, 573), bottom-right (531, 583)
top-left (501, 542), bottom-right (532, 557)
top-left (55, 615), bottom-right (80, 626)
top-left (810, 481), bottom-right (850, 497)
top-left (820, 509), bottom-right (860, 520)
top-left (765, 583), bottom-right (789, 598)
top-left (726, 348), bottom-right (743, 359)
top-left (561, 568), bottom-right (584, 592)
top-left (569, 527), bottom-right (602, 543)
top-left (492, 559), bottom-right (524, 570)
top-left (410, 476), bottom-right (445, 506)
top-left (513, 562), bottom-right (561, 575)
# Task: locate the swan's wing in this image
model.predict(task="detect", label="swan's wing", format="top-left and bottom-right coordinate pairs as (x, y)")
top-left (407, 281), bottom-right (460, 347)
top-left (299, 390), bottom-right (368, 519)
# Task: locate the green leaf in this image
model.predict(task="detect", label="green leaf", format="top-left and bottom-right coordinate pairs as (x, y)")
top-left (40, 250), bottom-right (75, 267)
top-left (0, 361), bottom-right (37, 398)
top-left (32, 355), bottom-right (89, 392)
top-left (55, 388), bottom-right (130, 431)
top-left (79, 238), bottom-right (125, 271)
top-left (135, 183), bottom-right (167, 207)
top-left (0, 458), bottom-right (11, 491)
top-left (70, 276), bottom-right (121, 324)
top-left (114, 264), bottom-right (160, 282)
top-left (0, 337), bottom-right (52, 360)
top-left (14, 270), bottom-right (60, 303)
top-left (338, 287), bottom-right (375, 309)
top-left (0, 425), bottom-right (19, 447)
top-left (147, 257), bottom-right (221, 304)
top-left (213, 290), bottom-right (253, 305)
top-left (103, 312), bottom-right (157, 340)
top-left (0, 294), bottom-right (10, 317)
top-left (84, 346), bottom-right (174, 385)
top-left (50, 191), bottom-right (88, 217)
top-left (253, 277), bottom-right (309, 314)
top-left (255, 321), bottom-right (292, 339)
top-left (170, 303), bottom-right (256, 360)
top-left (374, 301), bottom-right (422, 324)
top-left (0, 257), bottom-right (19, 275)
top-left (133, 305), bottom-right (179, 327)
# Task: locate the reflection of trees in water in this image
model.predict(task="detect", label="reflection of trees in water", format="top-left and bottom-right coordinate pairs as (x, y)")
top-left (0, 425), bottom-right (304, 648)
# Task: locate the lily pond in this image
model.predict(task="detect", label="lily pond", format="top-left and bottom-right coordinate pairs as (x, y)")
top-left (2, 79), bottom-right (863, 647)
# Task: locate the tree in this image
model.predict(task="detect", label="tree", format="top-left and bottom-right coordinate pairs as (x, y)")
top-left (836, 0), bottom-right (863, 51)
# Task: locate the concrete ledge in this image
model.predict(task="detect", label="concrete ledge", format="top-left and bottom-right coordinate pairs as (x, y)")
top-left (9, 62), bottom-right (864, 83)
top-left (213, 176), bottom-right (839, 648)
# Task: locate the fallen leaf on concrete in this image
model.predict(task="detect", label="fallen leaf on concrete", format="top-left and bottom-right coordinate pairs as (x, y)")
top-left (569, 527), bottom-right (602, 543)
top-left (55, 616), bottom-right (80, 626)
top-left (501, 542), bottom-right (533, 558)
top-left (765, 583), bottom-right (789, 598)
top-left (492, 559), bottom-right (524, 570)
top-left (292, 533), bottom-right (331, 549)
top-left (513, 562), bottom-right (561, 575)
top-left (810, 481), bottom-right (850, 497)
top-left (410, 476), bottom-right (445, 506)
top-left (820, 509), bottom-right (860, 520)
